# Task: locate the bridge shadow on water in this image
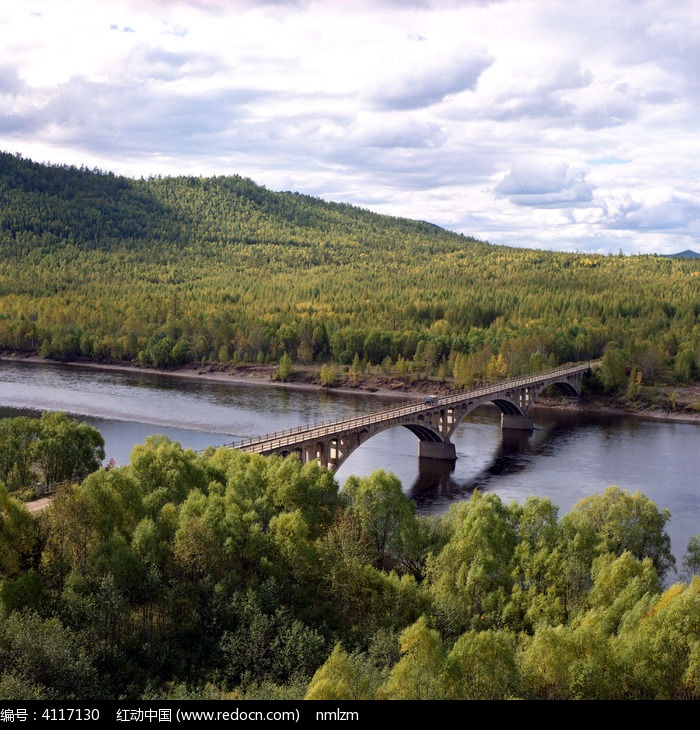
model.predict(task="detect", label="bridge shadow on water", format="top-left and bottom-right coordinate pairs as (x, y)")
top-left (405, 416), bottom-right (580, 515)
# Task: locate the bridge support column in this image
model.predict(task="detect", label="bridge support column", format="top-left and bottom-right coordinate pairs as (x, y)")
top-left (315, 442), bottom-right (327, 468)
top-left (418, 440), bottom-right (457, 461)
top-left (501, 414), bottom-right (534, 431)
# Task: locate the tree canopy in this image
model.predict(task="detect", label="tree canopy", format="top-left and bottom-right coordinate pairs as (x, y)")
top-left (0, 432), bottom-right (697, 700)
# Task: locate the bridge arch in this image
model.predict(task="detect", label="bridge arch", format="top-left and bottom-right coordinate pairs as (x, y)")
top-left (490, 398), bottom-right (523, 416)
top-left (536, 380), bottom-right (580, 398)
top-left (403, 423), bottom-right (444, 442)
top-left (326, 420), bottom-right (451, 473)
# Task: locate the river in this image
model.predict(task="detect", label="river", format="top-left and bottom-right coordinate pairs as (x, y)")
top-left (3, 359), bottom-right (699, 579)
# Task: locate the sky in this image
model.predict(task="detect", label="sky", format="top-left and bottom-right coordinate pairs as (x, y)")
top-left (0, 0), bottom-right (698, 255)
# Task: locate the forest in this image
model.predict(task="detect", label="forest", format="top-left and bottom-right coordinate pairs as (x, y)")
top-left (1, 432), bottom-right (699, 700)
top-left (1, 151), bottom-right (700, 701)
top-left (0, 152), bottom-right (698, 409)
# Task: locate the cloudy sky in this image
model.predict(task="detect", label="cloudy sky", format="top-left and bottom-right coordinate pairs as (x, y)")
top-left (1, 0), bottom-right (698, 254)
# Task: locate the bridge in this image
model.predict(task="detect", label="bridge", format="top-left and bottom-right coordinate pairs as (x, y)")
top-left (232, 361), bottom-right (592, 473)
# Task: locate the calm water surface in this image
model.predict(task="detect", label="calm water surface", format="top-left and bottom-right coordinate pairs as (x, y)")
top-left (4, 359), bottom-right (699, 578)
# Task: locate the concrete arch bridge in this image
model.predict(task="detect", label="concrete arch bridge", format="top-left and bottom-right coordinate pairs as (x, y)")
top-left (233, 361), bottom-right (592, 473)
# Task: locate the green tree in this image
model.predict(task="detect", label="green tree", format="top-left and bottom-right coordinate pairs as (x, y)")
top-left (0, 610), bottom-right (99, 700)
top-left (172, 489), bottom-right (251, 587)
top-left (507, 496), bottom-right (567, 629)
top-left (426, 491), bottom-right (517, 636)
top-left (273, 351), bottom-right (293, 382)
top-left (350, 353), bottom-right (362, 380)
top-left (599, 343), bottom-right (628, 392)
top-left (319, 362), bottom-right (337, 387)
top-left (219, 589), bottom-right (327, 688)
top-left (128, 435), bottom-right (210, 513)
top-left (377, 616), bottom-right (445, 699)
top-left (269, 509), bottom-right (319, 589)
top-left (392, 513), bottom-right (446, 581)
top-left (316, 511), bottom-right (377, 632)
top-left (674, 348), bottom-right (698, 382)
top-left (218, 344), bottom-right (230, 364)
top-left (171, 336), bottom-right (191, 366)
top-left (0, 417), bottom-right (41, 492)
top-left (444, 629), bottom-right (521, 699)
top-left (304, 643), bottom-right (381, 700)
top-left (0, 484), bottom-right (36, 577)
top-left (145, 332), bottom-right (176, 368)
top-left (342, 470), bottom-right (416, 568)
top-left (564, 486), bottom-right (675, 581)
top-left (683, 535), bottom-right (700, 580)
top-left (264, 456), bottom-right (340, 532)
top-left (613, 578), bottom-right (700, 699)
top-left (519, 624), bottom-right (578, 699)
top-left (486, 353), bottom-right (508, 380)
top-left (38, 468), bottom-right (144, 586)
top-left (33, 412), bottom-right (105, 488)
top-left (585, 551), bottom-right (661, 635)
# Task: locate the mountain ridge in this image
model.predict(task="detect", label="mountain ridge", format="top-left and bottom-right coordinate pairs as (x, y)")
top-left (0, 150), bottom-right (479, 259)
top-left (664, 249), bottom-right (700, 259)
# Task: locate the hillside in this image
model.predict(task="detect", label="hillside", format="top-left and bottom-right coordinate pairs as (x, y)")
top-left (0, 150), bottom-right (471, 257)
top-left (0, 151), bottom-right (699, 398)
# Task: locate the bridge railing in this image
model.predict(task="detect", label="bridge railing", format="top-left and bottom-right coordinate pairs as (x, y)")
top-left (228, 361), bottom-right (592, 452)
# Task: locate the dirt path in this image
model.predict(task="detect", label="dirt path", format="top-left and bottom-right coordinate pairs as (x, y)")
top-left (25, 496), bottom-right (53, 513)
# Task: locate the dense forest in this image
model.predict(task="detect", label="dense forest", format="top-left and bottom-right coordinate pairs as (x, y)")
top-left (1, 433), bottom-right (699, 700)
top-left (0, 151), bottom-right (698, 408)
top-left (1, 151), bottom-right (700, 701)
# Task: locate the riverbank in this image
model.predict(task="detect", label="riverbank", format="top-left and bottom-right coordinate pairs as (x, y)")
top-left (2, 350), bottom-right (700, 425)
top-left (0, 351), bottom-right (441, 400)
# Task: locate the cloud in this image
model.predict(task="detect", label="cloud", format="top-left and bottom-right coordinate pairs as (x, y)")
top-left (495, 163), bottom-right (594, 208)
top-left (349, 113), bottom-right (444, 150)
top-left (367, 51), bottom-right (493, 110)
top-left (606, 195), bottom-right (700, 232)
top-left (486, 61), bottom-right (592, 122)
top-left (0, 64), bottom-right (23, 94)
top-left (0, 0), bottom-right (698, 254)
top-left (9, 73), bottom-right (273, 161)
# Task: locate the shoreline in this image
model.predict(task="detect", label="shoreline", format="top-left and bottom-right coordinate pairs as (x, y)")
top-left (0, 351), bottom-right (420, 401)
top-left (2, 351), bottom-right (700, 426)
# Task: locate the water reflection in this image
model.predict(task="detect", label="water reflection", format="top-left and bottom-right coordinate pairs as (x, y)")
top-left (407, 426), bottom-right (539, 510)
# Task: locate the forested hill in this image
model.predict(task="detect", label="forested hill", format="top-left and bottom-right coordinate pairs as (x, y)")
top-left (0, 150), bottom-right (468, 257)
top-left (0, 150), bottom-right (699, 398)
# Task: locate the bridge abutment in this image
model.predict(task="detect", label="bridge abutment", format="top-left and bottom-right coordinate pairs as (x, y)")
top-left (418, 440), bottom-right (457, 461)
top-left (500, 414), bottom-right (534, 431)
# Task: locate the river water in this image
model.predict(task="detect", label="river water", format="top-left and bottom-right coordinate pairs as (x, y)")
top-left (3, 359), bottom-right (699, 578)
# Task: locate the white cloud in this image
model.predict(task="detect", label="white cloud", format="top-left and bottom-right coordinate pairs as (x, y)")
top-left (606, 194), bottom-right (700, 232)
top-left (495, 162), bottom-right (594, 208)
top-left (365, 49), bottom-right (493, 110)
top-left (0, 0), bottom-right (698, 255)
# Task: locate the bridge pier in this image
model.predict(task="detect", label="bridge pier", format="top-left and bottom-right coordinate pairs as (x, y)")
top-left (500, 414), bottom-right (534, 431)
top-left (418, 440), bottom-right (457, 461)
